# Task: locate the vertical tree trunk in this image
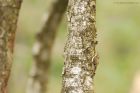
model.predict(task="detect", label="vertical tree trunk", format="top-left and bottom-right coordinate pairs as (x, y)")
top-left (61, 0), bottom-right (98, 93)
top-left (0, 0), bottom-right (22, 93)
top-left (27, 0), bottom-right (68, 93)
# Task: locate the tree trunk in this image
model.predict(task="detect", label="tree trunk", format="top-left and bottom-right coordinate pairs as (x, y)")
top-left (26, 0), bottom-right (68, 93)
top-left (61, 0), bottom-right (98, 93)
top-left (0, 0), bottom-right (22, 93)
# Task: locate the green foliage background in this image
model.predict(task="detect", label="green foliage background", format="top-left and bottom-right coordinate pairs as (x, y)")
top-left (8, 0), bottom-right (140, 93)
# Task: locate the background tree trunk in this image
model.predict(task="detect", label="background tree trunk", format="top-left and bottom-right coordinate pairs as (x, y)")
top-left (61, 0), bottom-right (98, 93)
top-left (0, 0), bottom-right (22, 93)
top-left (26, 0), bottom-right (68, 93)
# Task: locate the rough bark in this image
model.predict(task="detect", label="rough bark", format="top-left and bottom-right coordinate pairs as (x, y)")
top-left (0, 0), bottom-right (22, 93)
top-left (26, 0), bottom-right (68, 93)
top-left (61, 0), bottom-right (98, 93)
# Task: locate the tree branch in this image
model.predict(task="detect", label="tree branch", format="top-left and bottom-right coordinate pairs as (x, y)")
top-left (61, 0), bottom-right (98, 93)
top-left (26, 0), bottom-right (68, 93)
top-left (0, 0), bottom-right (22, 93)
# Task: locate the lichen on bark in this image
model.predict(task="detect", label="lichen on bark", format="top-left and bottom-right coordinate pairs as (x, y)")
top-left (61, 0), bottom-right (98, 93)
top-left (0, 0), bottom-right (22, 93)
